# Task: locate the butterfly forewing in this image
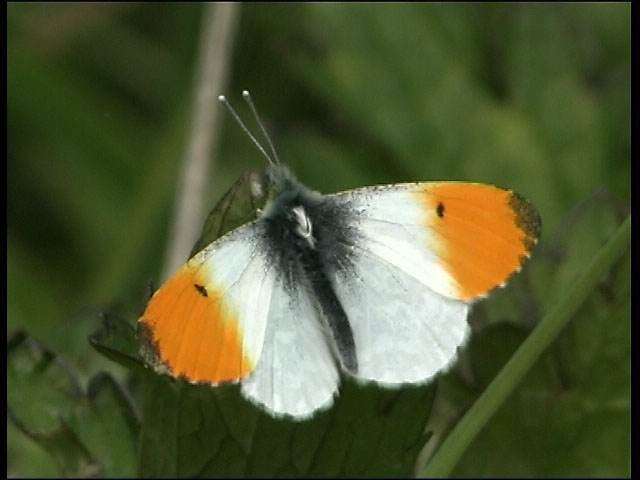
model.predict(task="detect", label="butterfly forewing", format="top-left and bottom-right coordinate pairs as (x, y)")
top-left (138, 222), bottom-right (273, 384)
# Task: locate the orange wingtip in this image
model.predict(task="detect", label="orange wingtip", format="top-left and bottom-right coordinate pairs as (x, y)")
top-left (417, 182), bottom-right (541, 301)
top-left (137, 265), bottom-right (255, 383)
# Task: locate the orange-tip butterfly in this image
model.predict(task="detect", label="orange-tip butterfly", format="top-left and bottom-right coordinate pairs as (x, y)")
top-left (138, 91), bottom-right (541, 420)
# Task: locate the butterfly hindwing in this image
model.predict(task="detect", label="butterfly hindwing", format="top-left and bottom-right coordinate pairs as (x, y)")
top-left (332, 246), bottom-right (470, 384)
top-left (240, 278), bottom-right (340, 418)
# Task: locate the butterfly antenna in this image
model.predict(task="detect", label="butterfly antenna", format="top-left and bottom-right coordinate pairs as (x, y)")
top-left (218, 94), bottom-right (275, 167)
top-left (242, 90), bottom-right (281, 166)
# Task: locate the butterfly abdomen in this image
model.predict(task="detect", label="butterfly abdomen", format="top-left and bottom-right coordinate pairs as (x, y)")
top-left (261, 178), bottom-right (360, 374)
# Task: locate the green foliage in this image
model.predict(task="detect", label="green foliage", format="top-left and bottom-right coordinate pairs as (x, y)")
top-left (135, 374), bottom-right (435, 476)
top-left (188, 170), bottom-right (269, 257)
top-left (8, 3), bottom-right (629, 477)
top-left (423, 216), bottom-right (630, 476)
top-left (7, 333), bottom-right (139, 476)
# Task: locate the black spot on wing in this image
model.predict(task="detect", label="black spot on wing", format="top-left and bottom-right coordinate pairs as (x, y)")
top-left (194, 284), bottom-right (208, 297)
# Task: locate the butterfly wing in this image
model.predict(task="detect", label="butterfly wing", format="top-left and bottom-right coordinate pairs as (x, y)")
top-left (240, 278), bottom-right (339, 418)
top-left (327, 181), bottom-right (540, 384)
top-left (138, 222), bottom-right (275, 384)
top-left (138, 220), bottom-right (340, 419)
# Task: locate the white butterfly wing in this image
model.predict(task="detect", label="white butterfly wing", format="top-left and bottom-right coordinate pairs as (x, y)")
top-left (138, 222), bottom-right (276, 384)
top-left (327, 182), bottom-right (538, 384)
top-left (333, 244), bottom-right (470, 383)
top-left (140, 219), bottom-right (340, 419)
top-left (241, 278), bottom-right (340, 419)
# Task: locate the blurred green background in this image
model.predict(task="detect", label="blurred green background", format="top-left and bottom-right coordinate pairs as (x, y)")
top-left (8, 3), bottom-right (629, 477)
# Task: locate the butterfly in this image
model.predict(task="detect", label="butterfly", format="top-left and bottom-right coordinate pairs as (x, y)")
top-left (137, 91), bottom-right (541, 420)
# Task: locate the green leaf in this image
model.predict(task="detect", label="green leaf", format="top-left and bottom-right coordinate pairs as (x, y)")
top-left (189, 170), bottom-right (269, 257)
top-left (137, 374), bottom-right (437, 476)
top-left (7, 332), bottom-right (140, 476)
top-left (69, 373), bottom-right (141, 477)
top-left (89, 311), bottom-right (143, 372)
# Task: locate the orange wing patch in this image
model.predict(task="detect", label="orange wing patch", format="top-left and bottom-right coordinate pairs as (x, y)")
top-left (138, 264), bottom-right (255, 383)
top-left (417, 182), bottom-right (541, 300)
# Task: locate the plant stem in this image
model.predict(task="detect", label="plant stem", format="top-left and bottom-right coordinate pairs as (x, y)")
top-left (420, 215), bottom-right (631, 477)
